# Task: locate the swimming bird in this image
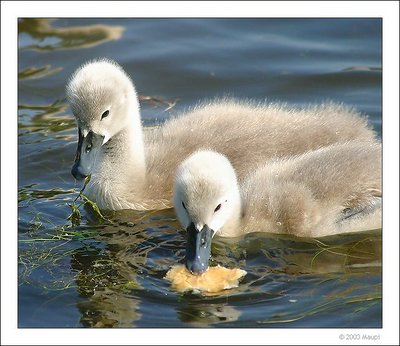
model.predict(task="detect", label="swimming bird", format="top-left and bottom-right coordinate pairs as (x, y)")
top-left (173, 143), bottom-right (381, 273)
top-left (66, 58), bottom-right (378, 211)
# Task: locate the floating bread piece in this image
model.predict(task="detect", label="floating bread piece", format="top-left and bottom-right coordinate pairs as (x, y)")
top-left (165, 264), bottom-right (247, 293)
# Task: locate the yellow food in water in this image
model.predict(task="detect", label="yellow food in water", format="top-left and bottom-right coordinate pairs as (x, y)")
top-left (165, 264), bottom-right (247, 293)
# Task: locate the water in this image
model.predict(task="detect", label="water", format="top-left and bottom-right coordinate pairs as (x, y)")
top-left (18, 18), bottom-right (382, 329)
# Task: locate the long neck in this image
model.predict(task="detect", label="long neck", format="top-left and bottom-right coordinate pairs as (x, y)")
top-left (124, 99), bottom-right (146, 186)
top-left (91, 100), bottom-right (147, 205)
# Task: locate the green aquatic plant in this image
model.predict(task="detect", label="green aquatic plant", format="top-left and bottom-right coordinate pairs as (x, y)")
top-left (310, 237), bottom-right (379, 271)
top-left (256, 294), bottom-right (381, 325)
top-left (19, 240), bottom-right (141, 293)
top-left (18, 177), bottom-right (114, 292)
top-left (67, 176), bottom-right (111, 226)
top-left (19, 242), bottom-right (77, 289)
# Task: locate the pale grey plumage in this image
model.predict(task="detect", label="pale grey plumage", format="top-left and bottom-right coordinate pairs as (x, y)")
top-left (174, 143), bottom-right (381, 238)
top-left (67, 59), bottom-right (378, 211)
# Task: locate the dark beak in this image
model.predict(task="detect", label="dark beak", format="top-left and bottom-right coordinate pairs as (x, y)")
top-left (71, 128), bottom-right (86, 180)
top-left (185, 223), bottom-right (214, 274)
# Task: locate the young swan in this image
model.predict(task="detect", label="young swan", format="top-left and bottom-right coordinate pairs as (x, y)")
top-left (67, 58), bottom-right (378, 211)
top-left (174, 143), bottom-right (381, 274)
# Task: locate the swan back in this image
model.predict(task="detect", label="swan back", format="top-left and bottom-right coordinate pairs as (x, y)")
top-left (240, 141), bottom-right (382, 237)
top-left (147, 100), bottom-right (377, 184)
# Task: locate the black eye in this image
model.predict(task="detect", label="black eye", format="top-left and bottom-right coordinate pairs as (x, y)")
top-left (214, 204), bottom-right (222, 213)
top-left (101, 110), bottom-right (109, 119)
top-left (182, 201), bottom-right (187, 210)
top-left (85, 143), bottom-right (92, 153)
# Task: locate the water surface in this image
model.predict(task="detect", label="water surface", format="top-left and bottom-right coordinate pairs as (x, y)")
top-left (18, 18), bottom-right (382, 328)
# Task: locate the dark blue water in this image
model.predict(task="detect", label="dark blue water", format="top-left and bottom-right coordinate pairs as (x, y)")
top-left (18, 18), bottom-right (382, 329)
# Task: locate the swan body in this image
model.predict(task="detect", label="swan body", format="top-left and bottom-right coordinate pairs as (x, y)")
top-left (174, 143), bottom-right (381, 273)
top-left (67, 59), bottom-right (378, 211)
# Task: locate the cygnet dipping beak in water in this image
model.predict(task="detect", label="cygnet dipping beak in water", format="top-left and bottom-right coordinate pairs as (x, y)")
top-left (174, 143), bottom-right (381, 274)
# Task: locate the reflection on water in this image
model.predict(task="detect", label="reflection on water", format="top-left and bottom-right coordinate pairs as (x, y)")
top-left (19, 18), bottom-right (124, 51)
top-left (17, 18), bottom-right (382, 328)
top-left (18, 204), bottom-right (382, 327)
top-left (71, 246), bottom-right (142, 327)
top-left (177, 301), bottom-right (242, 326)
top-left (18, 104), bottom-right (75, 143)
top-left (19, 65), bottom-right (64, 80)
top-left (19, 101), bottom-right (69, 125)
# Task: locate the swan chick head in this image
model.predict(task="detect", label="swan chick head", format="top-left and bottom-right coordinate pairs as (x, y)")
top-left (67, 59), bottom-right (140, 180)
top-left (174, 150), bottom-right (241, 274)
top-left (66, 58), bottom-right (139, 143)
